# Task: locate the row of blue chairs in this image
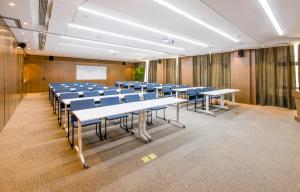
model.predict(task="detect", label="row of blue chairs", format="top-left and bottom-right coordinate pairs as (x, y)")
top-left (68, 93), bottom-right (166, 148)
top-left (186, 87), bottom-right (220, 111)
top-left (57, 89), bottom-right (136, 125)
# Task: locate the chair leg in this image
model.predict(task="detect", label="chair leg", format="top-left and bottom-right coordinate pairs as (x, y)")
top-left (131, 113), bottom-right (134, 129)
top-left (163, 108), bottom-right (166, 120)
top-left (72, 124), bottom-right (74, 149)
top-left (104, 119), bottom-right (107, 139)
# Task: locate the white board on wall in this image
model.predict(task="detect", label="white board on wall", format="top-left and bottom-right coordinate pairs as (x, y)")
top-left (76, 65), bottom-right (107, 80)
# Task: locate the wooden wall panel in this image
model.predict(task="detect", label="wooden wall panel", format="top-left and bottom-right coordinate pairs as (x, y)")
top-left (180, 57), bottom-right (193, 86)
top-left (231, 51), bottom-right (251, 104)
top-left (24, 55), bottom-right (135, 93)
top-left (0, 18), bottom-right (24, 132)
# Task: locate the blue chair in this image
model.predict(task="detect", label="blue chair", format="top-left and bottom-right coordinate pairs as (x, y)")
top-left (53, 88), bottom-right (69, 114)
top-left (133, 83), bottom-right (141, 91)
top-left (93, 86), bottom-right (104, 91)
top-left (124, 94), bottom-right (152, 128)
top-left (143, 93), bottom-right (167, 121)
top-left (59, 92), bottom-right (79, 125)
top-left (146, 85), bottom-right (155, 93)
top-left (162, 86), bottom-right (172, 97)
top-left (123, 82), bottom-right (129, 88)
top-left (195, 88), bottom-right (205, 109)
top-left (107, 86), bottom-right (118, 90)
top-left (84, 86), bottom-right (93, 91)
top-left (104, 89), bottom-right (118, 96)
top-left (70, 99), bottom-right (102, 148)
top-left (100, 96), bottom-right (128, 139)
top-left (186, 89), bottom-right (203, 111)
top-left (83, 91), bottom-right (99, 97)
top-left (121, 89), bottom-right (134, 94)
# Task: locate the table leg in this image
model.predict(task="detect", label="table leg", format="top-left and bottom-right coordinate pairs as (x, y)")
top-left (198, 94), bottom-right (215, 116)
top-left (176, 91), bottom-right (178, 98)
top-left (74, 120), bottom-right (89, 169)
top-left (156, 89), bottom-right (159, 97)
top-left (167, 103), bottom-right (185, 128)
top-left (232, 92), bottom-right (236, 104)
top-left (64, 104), bottom-right (68, 135)
top-left (220, 95), bottom-right (225, 108)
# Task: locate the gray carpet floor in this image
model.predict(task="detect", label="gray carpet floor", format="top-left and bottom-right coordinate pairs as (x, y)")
top-left (1, 93), bottom-right (300, 192)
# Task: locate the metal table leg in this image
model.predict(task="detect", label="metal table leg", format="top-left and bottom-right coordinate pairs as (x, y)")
top-left (75, 120), bottom-right (89, 169)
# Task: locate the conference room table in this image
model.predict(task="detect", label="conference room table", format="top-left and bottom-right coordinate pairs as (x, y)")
top-left (198, 89), bottom-right (240, 116)
top-left (172, 86), bottom-right (206, 97)
top-left (72, 97), bottom-right (186, 168)
top-left (61, 92), bottom-right (145, 136)
top-left (52, 88), bottom-right (116, 114)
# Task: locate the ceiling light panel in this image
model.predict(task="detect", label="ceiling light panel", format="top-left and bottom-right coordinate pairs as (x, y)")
top-left (258, 0), bottom-right (283, 35)
top-left (77, 6), bottom-right (208, 47)
top-left (55, 42), bottom-right (154, 61)
top-left (66, 23), bottom-right (185, 54)
top-left (153, 0), bottom-right (238, 42)
top-left (60, 36), bottom-right (168, 55)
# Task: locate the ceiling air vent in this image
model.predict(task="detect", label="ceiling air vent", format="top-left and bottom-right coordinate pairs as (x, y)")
top-left (39, 0), bottom-right (48, 26)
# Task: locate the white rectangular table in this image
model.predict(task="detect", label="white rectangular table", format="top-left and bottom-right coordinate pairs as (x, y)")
top-left (61, 92), bottom-right (145, 133)
top-left (172, 87), bottom-right (206, 97)
top-left (199, 89), bottom-right (240, 116)
top-left (73, 97), bottom-right (186, 168)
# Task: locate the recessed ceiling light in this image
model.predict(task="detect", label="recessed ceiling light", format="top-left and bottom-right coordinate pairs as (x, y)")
top-left (24, 39), bottom-right (27, 42)
top-left (78, 6), bottom-right (208, 47)
top-left (23, 22), bottom-right (28, 25)
top-left (21, 32), bottom-right (25, 35)
top-left (153, 0), bottom-right (239, 42)
top-left (68, 23), bottom-right (185, 51)
top-left (61, 36), bottom-right (168, 54)
top-left (27, 47), bottom-right (31, 50)
top-left (258, 0), bottom-right (283, 35)
top-left (8, 2), bottom-right (15, 6)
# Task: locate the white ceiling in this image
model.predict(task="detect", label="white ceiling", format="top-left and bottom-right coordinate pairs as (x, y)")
top-left (0, 0), bottom-right (299, 62)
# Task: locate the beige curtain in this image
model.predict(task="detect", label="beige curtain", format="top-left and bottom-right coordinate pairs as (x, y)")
top-left (164, 58), bottom-right (176, 84)
top-left (148, 60), bottom-right (157, 83)
top-left (177, 58), bottom-right (182, 85)
top-left (211, 52), bottom-right (231, 88)
top-left (193, 55), bottom-right (210, 86)
top-left (256, 46), bottom-right (296, 109)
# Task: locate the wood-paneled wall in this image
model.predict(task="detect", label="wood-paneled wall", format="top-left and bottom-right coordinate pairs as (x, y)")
top-left (0, 19), bottom-right (24, 132)
top-left (24, 55), bottom-right (135, 93)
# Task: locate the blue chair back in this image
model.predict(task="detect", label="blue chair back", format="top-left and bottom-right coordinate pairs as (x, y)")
top-left (55, 88), bottom-right (69, 93)
top-left (187, 89), bottom-right (196, 96)
top-left (60, 92), bottom-right (79, 100)
top-left (107, 86), bottom-right (118, 90)
top-left (104, 89), bottom-right (118, 96)
top-left (83, 91), bottom-right (99, 97)
top-left (195, 88), bottom-right (203, 95)
top-left (101, 96), bottom-right (120, 106)
top-left (143, 93), bottom-right (157, 100)
top-left (121, 89), bottom-right (134, 94)
top-left (124, 94), bottom-right (140, 103)
top-left (70, 99), bottom-right (96, 111)
top-left (162, 86), bottom-right (171, 93)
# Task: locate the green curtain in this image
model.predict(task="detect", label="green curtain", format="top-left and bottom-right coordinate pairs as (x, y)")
top-left (193, 55), bottom-right (211, 86)
top-left (148, 60), bottom-right (157, 83)
top-left (211, 52), bottom-right (231, 88)
top-left (256, 46), bottom-right (296, 109)
top-left (164, 58), bottom-right (176, 84)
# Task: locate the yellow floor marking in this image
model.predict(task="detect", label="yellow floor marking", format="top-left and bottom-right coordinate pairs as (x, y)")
top-left (141, 156), bottom-right (151, 163)
top-left (148, 153), bottom-right (157, 160)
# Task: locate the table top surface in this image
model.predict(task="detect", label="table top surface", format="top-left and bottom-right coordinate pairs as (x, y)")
top-left (73, 97), bottom-right (186, 122)
top-left (202, 89), bottom-right (240, 96)
top-left (172, 87), bottom-right (206, 92)
top-left (62, 92), bottom-right (144, 105)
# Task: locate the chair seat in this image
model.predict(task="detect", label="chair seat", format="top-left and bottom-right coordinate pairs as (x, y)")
top-left (132, 109), bottom-right (151, 115)
top-left (106, 114), bottom-right (128, 120)
top-left (73, 119), bottom-right (101, 128)
top-left (151, 106), bottom-right (167, 110)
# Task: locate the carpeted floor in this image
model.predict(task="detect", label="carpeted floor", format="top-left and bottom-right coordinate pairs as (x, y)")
top-left (1, 93), bottom-right (300, 192)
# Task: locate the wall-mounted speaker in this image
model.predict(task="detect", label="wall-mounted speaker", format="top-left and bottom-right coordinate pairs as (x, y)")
top-left (122, 62), bottom-right (126, 65)
top-left (158, 59), bottom-right (161, 64)
top-left (238, 50), bottom-right (244, 57)
top-left (49, 56), bottom-right (54, 61)
top-left (17, 42), bottom-right (27, 49)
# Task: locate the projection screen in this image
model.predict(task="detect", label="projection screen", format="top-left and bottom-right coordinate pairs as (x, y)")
top-left (76, 65), bottom-right (107, 80)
